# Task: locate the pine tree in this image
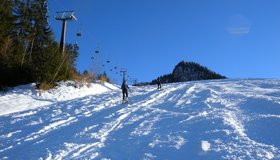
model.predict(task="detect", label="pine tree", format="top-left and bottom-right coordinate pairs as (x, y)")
top-left (30, 0), bottom-right (55, 82)
top-left (0, 0), bottom-right (15, 59)
top-left (15, 0), bottom-right (34, 65)
top-left (12, 0), bottom-right (36, 84)
top-left (0, 0), bottom-right (16, 42)
top-left (0, 0), bottom-right (19, 88)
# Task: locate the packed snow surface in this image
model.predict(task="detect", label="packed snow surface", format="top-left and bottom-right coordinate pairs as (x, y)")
top-left (0, 79), bottom-right (280, 159)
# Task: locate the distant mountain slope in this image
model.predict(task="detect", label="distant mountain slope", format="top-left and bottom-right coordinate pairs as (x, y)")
top-left (151, 61), bottom-right (226, 84)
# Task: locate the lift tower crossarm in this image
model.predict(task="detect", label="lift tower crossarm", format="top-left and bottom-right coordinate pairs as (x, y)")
top-left (120, 68), bottom-right (127, 81)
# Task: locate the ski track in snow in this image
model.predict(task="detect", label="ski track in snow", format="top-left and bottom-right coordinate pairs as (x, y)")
top-left (0, 79), bottom-right (280, 159)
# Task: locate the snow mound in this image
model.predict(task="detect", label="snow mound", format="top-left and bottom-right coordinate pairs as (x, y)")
top-left (41, 81), bottom-right (119, 101)
top-left (0, 81), bottom-right (119, 116)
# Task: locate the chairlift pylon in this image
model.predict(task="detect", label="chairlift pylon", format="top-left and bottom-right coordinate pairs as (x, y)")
top-left (55, 10), bottom-right (77, 54)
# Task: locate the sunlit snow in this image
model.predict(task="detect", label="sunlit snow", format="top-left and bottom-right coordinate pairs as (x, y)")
top-left (0, 79), bottom-right (280, 159)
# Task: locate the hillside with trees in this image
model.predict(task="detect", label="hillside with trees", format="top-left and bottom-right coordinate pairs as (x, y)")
top-left (0, 0), bottom-right (79, 90)
top-left (151, 61), bottom-right (226, 84)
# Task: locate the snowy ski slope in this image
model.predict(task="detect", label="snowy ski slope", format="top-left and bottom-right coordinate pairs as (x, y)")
top-left (0, 79), bottom-right (280, 159)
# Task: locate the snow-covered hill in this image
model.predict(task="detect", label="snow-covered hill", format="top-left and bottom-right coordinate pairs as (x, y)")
top-left (1, 79), bottom-right (280, 160)
top-left (0, 81), bottom-right (119, 116)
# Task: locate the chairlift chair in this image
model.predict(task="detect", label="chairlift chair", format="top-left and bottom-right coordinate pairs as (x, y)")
top-left (76, 32), bottom-right (82, 37)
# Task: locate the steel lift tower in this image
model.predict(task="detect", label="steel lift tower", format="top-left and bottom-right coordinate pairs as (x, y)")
top-left (55, 11), bottom-right (77, 54)
top-left (120, 68), bottom-right (127, 81)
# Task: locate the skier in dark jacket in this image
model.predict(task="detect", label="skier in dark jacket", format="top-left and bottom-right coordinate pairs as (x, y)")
top-left (121, 79), bottom-right (130, 102)
top-left (157, 77), bottom-right (162, 90)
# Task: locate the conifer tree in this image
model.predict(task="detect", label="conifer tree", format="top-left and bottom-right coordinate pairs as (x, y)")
top-left (30, 0), bottom-right (55, 82)
top-left (0, 0), bottom-right (18, 87)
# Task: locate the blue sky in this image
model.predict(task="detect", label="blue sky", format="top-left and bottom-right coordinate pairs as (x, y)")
top-left (48, 0), bottom-right (280, 83)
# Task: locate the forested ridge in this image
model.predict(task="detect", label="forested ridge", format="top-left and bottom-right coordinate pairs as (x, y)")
top-left (0, 0), bottom-right (79, 90)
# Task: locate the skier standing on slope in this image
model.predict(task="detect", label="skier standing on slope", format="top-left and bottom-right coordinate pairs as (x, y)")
top-left (121, 79), bottom-right (130, 102)
top-left (157, 77), bottom-right (162, 90)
